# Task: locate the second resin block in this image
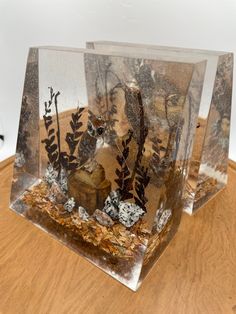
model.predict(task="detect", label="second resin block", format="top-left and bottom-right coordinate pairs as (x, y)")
top-left (87, 41), bottom-right (233, 214)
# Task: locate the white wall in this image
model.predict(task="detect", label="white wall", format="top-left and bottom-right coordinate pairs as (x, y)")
top-left (0, 0), bottom-right (236, 161)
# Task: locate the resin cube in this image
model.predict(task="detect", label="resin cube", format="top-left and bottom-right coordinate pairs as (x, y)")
top-left (10, 46), bottom-right (207, 290)
top-left (87, 41), bottom-right (233, 214)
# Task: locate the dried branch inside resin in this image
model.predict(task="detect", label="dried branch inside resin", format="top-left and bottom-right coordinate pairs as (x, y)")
top-left (115, 130), bottom-right (134, 201)
top-left (66, 107), bottom-right (85, 156)
top-left (42, 87), bottom-right (60, 173)
top-left (42, 87), bottom-right (85, 173)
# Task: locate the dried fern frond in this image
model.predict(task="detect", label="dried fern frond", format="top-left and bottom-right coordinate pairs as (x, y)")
top-left (115, 130), bottom-right (134, 201)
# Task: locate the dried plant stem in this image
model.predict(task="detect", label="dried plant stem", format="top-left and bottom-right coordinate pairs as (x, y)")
top-left (129, 88), bottom-right (148, 186)
top-left (115, 130), bottom-right (134, 201)
top-left (54, 90), bottom-right (61, 178)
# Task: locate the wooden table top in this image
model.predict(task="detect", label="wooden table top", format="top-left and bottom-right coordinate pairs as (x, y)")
top-left (0, 157), bottom-right (235, 314)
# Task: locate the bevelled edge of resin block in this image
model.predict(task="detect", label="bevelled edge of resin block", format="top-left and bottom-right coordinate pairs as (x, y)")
top-left (86, 41), bottom-right (233, 215)
top-left (10, 46), bottom-right (207, 290)
top-left (86, 40), bottom-right (230, 56)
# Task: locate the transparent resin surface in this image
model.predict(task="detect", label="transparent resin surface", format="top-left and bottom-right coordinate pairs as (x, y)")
top-left (11, 46), bottom-right (207, 290)
top-left (87, 41), bottom-right (233, 215)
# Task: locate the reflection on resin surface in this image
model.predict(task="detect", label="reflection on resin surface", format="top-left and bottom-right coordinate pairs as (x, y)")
top-left (10, 46), bottom-right (212, 290)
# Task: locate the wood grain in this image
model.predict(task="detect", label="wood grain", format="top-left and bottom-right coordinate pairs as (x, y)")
top-left (1, 108), bottom-right (236, 314)
top-left (0, 159), bottom-right (235, 313)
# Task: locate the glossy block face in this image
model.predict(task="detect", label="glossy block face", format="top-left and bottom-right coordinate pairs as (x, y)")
top-left (87, 41), bottom-right (233, 214)
top-left (10, 46), bottom-right (206, 290)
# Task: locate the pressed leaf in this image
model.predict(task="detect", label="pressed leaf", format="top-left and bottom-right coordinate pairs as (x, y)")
top-left (48, 129), bottom-right (54, 136)
top-left (115, 129), bottom-right (134, 200)
top-left (115, 169), bottom-right (121, 177)
top-left (68, 162), bottom-right (79, 170)
top-left (116, 155), bottom-right (123, 166)
top-left (65, 106), bottom-right (84, 162)
top-left (48, 143), bottom-right (57, 154)
top-left (74, 131), bottom-right (83, 138)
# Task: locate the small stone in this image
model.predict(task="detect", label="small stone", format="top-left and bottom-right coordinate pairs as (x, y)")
top-left (108, 190), bottom-right (121, 208)
top-left (103, 190), bottom-right (120, 219)
top-left (78, 206), bottom-right (90, 221)
top-left (64, 197), bottom-right (75, 213)
top-left (48, 194), bottom-right (56, 203)
top-left (58, 168), bottom-right (68, 193)
top-left (44, 164), bottom-right (58, 185)
top-left (118, 202), bottom-right (145, 228)
top-left (103, 203), bottom-right (118, 220)
top-left (93, 209), bottom-right (114, 227)
top-left (155, 209), bottom-right (172, 233)
top-left (49, 182), bottom-right (67, 204)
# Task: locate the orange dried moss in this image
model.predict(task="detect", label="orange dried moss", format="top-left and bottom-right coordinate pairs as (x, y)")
top-left (22, 182), bottom-right (150, 259)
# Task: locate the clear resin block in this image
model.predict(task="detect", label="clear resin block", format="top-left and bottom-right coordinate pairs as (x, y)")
top-left (87, 41), bottom-right (233, 214)
top-left (10, 46), bottom-right (207, 290)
